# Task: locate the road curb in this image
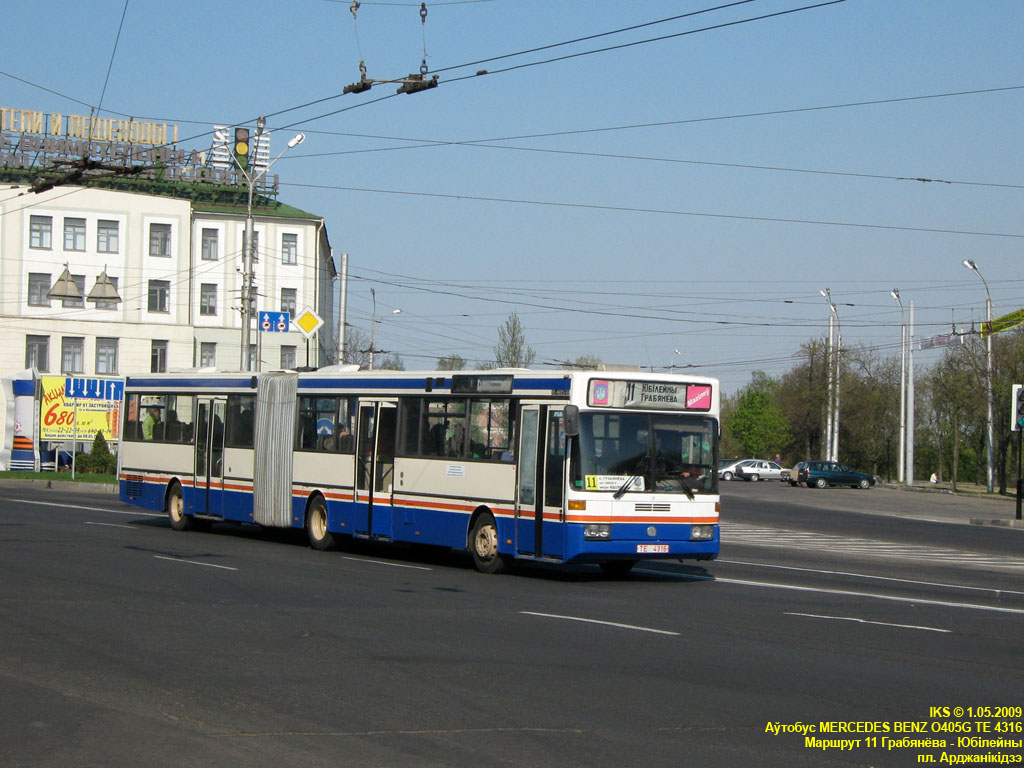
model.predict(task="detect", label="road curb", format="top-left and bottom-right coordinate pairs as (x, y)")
top-left (969, 518), bottom-right (1024, 529)
top-left (0, 478), bottom-right (118, 494)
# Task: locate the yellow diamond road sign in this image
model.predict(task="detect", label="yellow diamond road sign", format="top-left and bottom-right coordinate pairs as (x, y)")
top-left (294, 307), bottom-right (323, 339)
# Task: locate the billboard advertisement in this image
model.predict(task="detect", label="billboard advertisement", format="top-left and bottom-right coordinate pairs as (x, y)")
top-left (39, 376), bottom-right (122, 443)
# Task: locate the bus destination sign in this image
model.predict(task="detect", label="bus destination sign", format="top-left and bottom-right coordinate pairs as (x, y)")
top-left (588, 379), bottom-right (712, 411)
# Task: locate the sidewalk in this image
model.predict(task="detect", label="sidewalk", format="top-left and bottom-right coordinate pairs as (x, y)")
top-left (878, 480), bottom-right (1024, 529)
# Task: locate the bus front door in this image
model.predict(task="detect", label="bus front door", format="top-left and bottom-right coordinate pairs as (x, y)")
top-left (192, 397), bottom-right (226, 518)
top-left (354, 401), bottom-right (397, 540)
top-left (515, 405), bottom-right (566, 559)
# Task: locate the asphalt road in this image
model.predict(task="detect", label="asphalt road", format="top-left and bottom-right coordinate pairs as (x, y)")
top-left (0, 483), bottom-right (1021, 767)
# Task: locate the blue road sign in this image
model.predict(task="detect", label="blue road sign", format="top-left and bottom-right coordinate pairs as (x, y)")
top-left (258, 311), bottom-right (291, 333)
top-left (65, 377), bottom-right (124, 401)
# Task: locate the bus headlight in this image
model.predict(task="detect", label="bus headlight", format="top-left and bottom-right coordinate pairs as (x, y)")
top-left (690, 525), bottom-right (714, 541)
top-left (584, 524), bottom-right (611, 540)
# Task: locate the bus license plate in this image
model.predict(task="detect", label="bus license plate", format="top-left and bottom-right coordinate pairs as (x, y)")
top-left (637, 544), bottom-right (669, 553)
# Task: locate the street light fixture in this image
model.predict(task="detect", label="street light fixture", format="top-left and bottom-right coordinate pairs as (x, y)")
top-left (963, 258), bottom-right (994, 493)
top-left (890, 289), bottom-right (906, 483)
top-left (234, 120), bottom-right (306, 371)
top-left (368, 287), bottom-right (402, 370)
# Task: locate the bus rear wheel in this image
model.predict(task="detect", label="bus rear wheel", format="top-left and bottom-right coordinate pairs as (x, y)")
top-left (306, 496), bottom-right (336, 551)
top-left (470, 513), bottom-right (509, 574)
top-left (166, 483), bottom-right (193, 531)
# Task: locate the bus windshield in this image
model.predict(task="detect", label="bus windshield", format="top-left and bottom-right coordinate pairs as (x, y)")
top-left (572, 412), bottom-right (718, 495)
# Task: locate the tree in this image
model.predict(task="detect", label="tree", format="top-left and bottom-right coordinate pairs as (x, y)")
top-left (494, 313), bottom-right (536, 368)
top-left (570, 354), bottom-right (602, 369)
top-left (341, 327), bottom-right (371, 368)
top-left (77, 431), bottom-right (116, 474)
top-left (725, 372), bottom-right (790, 459)
top-left (378, 353), bottom-right (405, 370)
top-left (436, 354), bottom-right (467, 370)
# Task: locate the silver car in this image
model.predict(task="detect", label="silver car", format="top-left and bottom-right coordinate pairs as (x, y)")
top-left (735, 459), bottom-right (785, 482)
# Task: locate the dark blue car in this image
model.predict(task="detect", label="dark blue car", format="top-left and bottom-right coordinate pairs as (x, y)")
top-left (798, 460), bottom-right (875, 489)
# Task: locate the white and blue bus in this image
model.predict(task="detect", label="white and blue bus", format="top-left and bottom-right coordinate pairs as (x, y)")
top-left (118, 368), bottom-right (720, 574)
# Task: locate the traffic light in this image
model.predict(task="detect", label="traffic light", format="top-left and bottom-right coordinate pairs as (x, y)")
top-left (233, 127), bottom-right (250, 170)
top-left (1013, 384), bottom-right (1024, 432)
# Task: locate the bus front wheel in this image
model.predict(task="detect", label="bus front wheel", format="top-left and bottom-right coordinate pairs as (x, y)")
top-left (166, 483), bottom-right (193, 531)
top-left (306, 496), bottom-right (336, 551)
top-left (470, 513), bottom-right (509, 574)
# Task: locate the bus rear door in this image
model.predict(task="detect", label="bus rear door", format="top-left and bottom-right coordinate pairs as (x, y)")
top-left (354, 400), bottom-right (397, 540)
top-left (192, 396), bottom-right (226, 518)
top-left (515, 405), bottom-right (566, 560)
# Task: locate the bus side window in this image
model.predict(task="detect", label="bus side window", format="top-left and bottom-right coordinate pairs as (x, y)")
top-left (544, 410), bottom-right (565, 508)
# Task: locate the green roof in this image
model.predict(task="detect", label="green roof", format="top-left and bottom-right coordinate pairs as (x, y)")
top-left (0, 167), bottom-right (321, 220)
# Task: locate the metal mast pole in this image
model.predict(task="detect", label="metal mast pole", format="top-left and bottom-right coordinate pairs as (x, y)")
top-left (907, 300), bottom-right (915, 487)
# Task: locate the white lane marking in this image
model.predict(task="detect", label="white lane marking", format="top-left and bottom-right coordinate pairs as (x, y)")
top-left (785, 612), bottom-right (951, 633)
top-left (153, 555), bottom-right (238, 571)
top-left (719, 559), bottom-right (1024, 598)
top-left (14, 498), bottom-right (162, 518)
top-left (341, 556), bottom-right (432, 571)
top-left (723, 522), bottom-right (1024, 571)
top-left (84, 521), bottom-right (134, 530)
top-left (521, 611), bottom-right (679, 636)
top-left (714, 576), bottom-right (1024, 616)
top-left (634, 568), bottom-right (1024, 616)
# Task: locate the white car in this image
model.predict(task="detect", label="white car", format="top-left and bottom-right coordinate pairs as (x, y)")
top-left (718, 458), bottom-right (754, 481)
top-left (735, 460), bottom-right (785, 482)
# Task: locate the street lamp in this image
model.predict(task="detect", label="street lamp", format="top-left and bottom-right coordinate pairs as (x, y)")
top-left (820, 288), bottom-right (841, 462)
top-left (892, 288), bottom-right (909, 481)
top-left (963, 258), bottom-right (994, 493)
top-left (234, 120), bottom-right (306, 371)
top-left (368, 287), bottom-right (401, 370)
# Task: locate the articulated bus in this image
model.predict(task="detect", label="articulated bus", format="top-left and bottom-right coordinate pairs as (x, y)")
top-left (118, 368), bottom-right (721, 574)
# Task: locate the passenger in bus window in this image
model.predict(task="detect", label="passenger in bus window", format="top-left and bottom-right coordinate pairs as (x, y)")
top-left (142, 407), bottom-right (161, 440)
top-left (165, 410), bottom-right (182, 442)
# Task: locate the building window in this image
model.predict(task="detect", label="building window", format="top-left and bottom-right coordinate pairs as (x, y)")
top-left (281, 345), bottom-right (296, 369)
top-left (199, 283), bottom-right (217, 316)
top-left (149, 223), bottom-right (171, 256)
top-left (281, 288), bottom-right (297, 316)
top-left (148, 280), bottom-right (170, 312)
top-left (61, 274), bottom-right (86, 309)
top-left (94, 275), bottom-right (119, 311)
top-left (97, 220), bottom-right (119, 253)
top-left (28, 273), bottom-right (51, 306)
top-left (61, 337), bottom-right (84, 374)
top-left (199, 342), bottom-right (216, 368)
top-left (281, 233), bottom-right (298, 265)
top-left (30, 215), bottom-right (52, 249)
top-left (96, 338), bottom-right (119, 374)
top-left (26, 335), bottom-right (49, 372)
top-left (64, 217), bottom-right (86, 251)
top-left (201, 228), bottom-right (218, 261)
top-left (151, 340), bottom-right (168, 373)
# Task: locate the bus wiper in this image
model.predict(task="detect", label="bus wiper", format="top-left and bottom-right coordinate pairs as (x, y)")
top-left (677, 476), bottom-right (696, 501)
top-left (613, 456), bottom-right (647, 500)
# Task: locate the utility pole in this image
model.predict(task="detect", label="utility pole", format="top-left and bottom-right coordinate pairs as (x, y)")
top-left (907, 301), bottom-right (915, 487)
top-left (336, 252), bottom-right (349, 365)
top-left (232, 122), bottom-right (305, 371)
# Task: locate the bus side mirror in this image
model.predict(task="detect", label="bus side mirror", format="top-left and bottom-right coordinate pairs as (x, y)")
top-left (563, 405), bottom-right (579, 437)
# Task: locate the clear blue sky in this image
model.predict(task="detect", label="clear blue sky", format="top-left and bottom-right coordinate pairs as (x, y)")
top-left (4, 0), bottom-right (1022, 392)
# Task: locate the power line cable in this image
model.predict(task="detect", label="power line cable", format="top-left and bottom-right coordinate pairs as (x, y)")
top-left (286, 181), bottom-right (1024, 239)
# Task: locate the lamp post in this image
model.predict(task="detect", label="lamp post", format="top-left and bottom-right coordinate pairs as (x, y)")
top-left (368, 287), bottom-right (401, 370)
top-left (891, 289), bottom-right (906, 483)
top-left (234, 121), bottom-right (306, 371)
top-left (820, 288), bottom-right (841, 462)
top-left (963, 258), bottom-right (994, 493)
